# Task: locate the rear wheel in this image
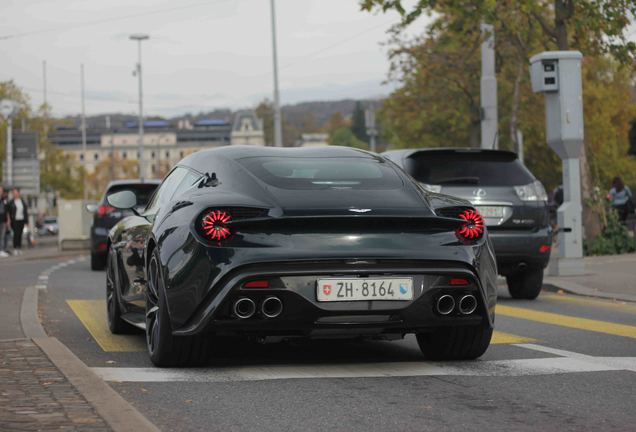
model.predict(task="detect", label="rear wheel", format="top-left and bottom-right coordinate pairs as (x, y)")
top-left (416, 324), bottom-right (493, 360)
top-left (106, 247), bottom-right (135, 334)
top-left (145, 250), bottom-right (209, 367)
top-left (506, 267), bottom-right (544, 300)
top-left (91, 251), bottom-right (106, 271)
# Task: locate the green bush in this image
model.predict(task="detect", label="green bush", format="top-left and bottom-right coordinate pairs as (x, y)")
top-left (584, 209), bottom-right (635, 255)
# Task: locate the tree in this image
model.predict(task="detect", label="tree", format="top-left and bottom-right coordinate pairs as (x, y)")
top-left (1, 81), bottom-right (82, 199)
top-left (255, 99), bottom-right (274, 146)
top-left (329, 127), bottom-right (368, 149)
top-left (86, 155), bottom-right (137, 200)
top-left (361, 0), bottom-right (636, 239)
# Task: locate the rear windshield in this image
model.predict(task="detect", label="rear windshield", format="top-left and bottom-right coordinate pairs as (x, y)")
top-left (405, 151), bottom-right (535, 186)
top-left (103, 183), bottom-right (159, 206)
top-left (238, 157), bottom-right (403, 190)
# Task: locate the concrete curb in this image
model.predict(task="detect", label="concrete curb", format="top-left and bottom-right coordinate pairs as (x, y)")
top-left (543, 278), bottom-right (636, 303)
top-left (20, 258), bottom-right (160, 432)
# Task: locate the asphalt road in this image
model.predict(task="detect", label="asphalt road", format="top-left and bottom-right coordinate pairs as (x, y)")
top-left (36, 256), bottom-right (636, 432)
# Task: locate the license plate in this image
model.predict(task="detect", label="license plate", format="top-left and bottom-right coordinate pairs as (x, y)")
top-left (475, 206), bottom-right (504, 218)
top-left (317, 278), bottom-right (413, 302)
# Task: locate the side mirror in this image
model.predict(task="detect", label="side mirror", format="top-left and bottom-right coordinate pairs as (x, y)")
top-left (85, 203), bottom-right (97, 213)
top-left (107, 190), bottom-right (137, 209)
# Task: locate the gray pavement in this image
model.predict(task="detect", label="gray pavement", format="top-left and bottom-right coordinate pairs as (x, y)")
top-left (37, 255), bottom-right (636, 432)
top-left (545, 253), bottom-right (636, 302)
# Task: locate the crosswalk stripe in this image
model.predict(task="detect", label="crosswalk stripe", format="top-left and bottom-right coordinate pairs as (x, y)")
top-left (497, 304), bottom-right (636, 340)
top-left (90, 351), bottom-right (636, 382)
top-left (67, 299), bottom-right (534, 352)
top-left (67, 300), bottom-right (145, 352)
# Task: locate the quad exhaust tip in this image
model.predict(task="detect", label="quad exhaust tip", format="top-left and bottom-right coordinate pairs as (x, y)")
top-left (261, 296), bottom-right (283, 318)
top-left (234, 297), bottom-right (256, 319)
top-left (458, 294), bottom-right (477, 315)
top-left (436, 295), bottom-right (455, 315)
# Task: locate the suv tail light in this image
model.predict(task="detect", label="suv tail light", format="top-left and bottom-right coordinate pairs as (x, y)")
top-left (456, 209), bottom-right (485, 241)
top-left (514, 180), bottom-right (548, 202)
top-left (96, 204), bottom-right (115, 217)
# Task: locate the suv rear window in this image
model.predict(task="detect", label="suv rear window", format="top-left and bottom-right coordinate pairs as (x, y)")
top-left (238, 157), bottom-right (403, 190)
top-left (405, 151), bottom-right (535, 186)
top-left (103, 183), bottom-right (159, 207)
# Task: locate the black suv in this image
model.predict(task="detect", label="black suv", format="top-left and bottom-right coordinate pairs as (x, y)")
top-left (88, 179), bottom-right (160, 270)
top-left (384, 148), bottom-right (552, 299)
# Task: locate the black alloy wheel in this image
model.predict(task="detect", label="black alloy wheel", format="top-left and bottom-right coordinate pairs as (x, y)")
top-left (145, 249), bottom-right (209, 367)
top-left (106, 247), bottom-right (134, 334)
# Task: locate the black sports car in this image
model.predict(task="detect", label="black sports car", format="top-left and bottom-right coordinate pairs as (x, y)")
top-left (106, 146), bottom-right (498, 366)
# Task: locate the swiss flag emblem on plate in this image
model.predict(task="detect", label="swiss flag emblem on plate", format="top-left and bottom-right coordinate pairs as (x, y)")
top-left (322, 284), bottom-right (332, 296)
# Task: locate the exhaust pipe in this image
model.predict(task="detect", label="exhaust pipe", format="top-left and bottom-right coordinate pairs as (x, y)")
top-left (435, 295), bottom-right (455, 315)
top-left (458, 295), bottom-right (477, 315)
top-left (261, 296), bottom-right (283, 318)
top-left (233, 297), bottom-right (256, 319)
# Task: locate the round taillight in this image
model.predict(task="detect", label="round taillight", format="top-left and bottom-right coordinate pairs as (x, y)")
top-left (201, 210), bottom-right (231, 241)
top-left (456, 209), bottom-right (484, 240)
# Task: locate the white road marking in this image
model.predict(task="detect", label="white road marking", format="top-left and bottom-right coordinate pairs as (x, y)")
top-left (91, 354), bottom-right (636, 383)
top-left (514, 343), bottom-right (594, 359)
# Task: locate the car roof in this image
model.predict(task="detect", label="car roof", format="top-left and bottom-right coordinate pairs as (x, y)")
top-left (105, 179), bottom-right (162, 189)
top-left (181, 145), bottom-right (378, 173)
top-left (383, 148), bottom-right (518, 165)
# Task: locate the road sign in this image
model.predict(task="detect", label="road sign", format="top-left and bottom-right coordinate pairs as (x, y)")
top-left (13, 132), bottom-right (38, 160)
top-left (2, 159), bottom-right (40, 195)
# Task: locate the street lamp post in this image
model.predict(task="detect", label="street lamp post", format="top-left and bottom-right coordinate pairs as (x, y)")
top-left (130, 33), bottom-right (149, 181)
top-left (0, 99), bottom-right (18, 186)
top-left (80, 63), bottom-right (87, 202)
top-left (270, 0), bottom-right (283, 147)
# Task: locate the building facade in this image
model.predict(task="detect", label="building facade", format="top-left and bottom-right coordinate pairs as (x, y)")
top-left (49, 111), bottom-right (264, 179)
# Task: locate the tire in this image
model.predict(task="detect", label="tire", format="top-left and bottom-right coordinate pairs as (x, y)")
top-left (91, 251), bottom-right (106, 271)
top-left (416, 324), bottom-right (493, 360)
top-left (145, 249), bottom-right (209, 367)
top-left (506, 267), bottom-right (544, 300)
top-left (106, 247), bottom-right (135, 334)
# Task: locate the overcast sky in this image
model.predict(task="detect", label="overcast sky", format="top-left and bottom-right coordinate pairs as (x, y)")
top-left (0, 0), bottom-right (426, 117)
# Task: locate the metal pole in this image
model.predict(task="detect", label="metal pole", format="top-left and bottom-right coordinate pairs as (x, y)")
top-left (480, 23), bottom-right (498, 150)
top-left (6, 121), bottom-right (12, 186)
top-left (270, 0), bottom-right (283, 147)
top-left (516, 129), bottom-right (524, 164)
top-left (137, 40), bottom-right (145, 180)
top-left (81, 63), bottom-right (87, 202)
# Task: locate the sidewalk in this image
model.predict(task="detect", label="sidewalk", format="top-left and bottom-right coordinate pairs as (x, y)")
top-left (0, 339), bottom-right (110, 431)
top-left (544, 253), bottom-right (636, 302)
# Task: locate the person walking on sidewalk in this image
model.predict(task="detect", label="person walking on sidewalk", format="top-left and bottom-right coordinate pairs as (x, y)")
top-left (608, 176), bottom-right (634, 222)
top-left (8, 187), bottom-right (29, 255)
top-left (0, 186), bottom-right (8, 257)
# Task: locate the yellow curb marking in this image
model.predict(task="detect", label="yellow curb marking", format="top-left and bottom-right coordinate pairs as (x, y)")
top-left (490, 331), bottom-right (536, 345)
top-left (497, 304), bottom-right (636, 340)
top-left (67, 300), bottom-right (145, 352)
top-left (543, 293), bottom-right (636, 314)
top-left (68, 300), bottom-right (534, 352)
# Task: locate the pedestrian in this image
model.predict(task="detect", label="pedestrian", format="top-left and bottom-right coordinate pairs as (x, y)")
top-left (607, 176), bottom-right (634, 222)
top-left (0, 186), bottom-right (9, 257)
top-left (8, 187), bottom-right (29, 255)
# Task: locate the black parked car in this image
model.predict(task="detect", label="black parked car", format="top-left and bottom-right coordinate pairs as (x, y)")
top-left (384, 148), bottom-right (552, 300)
top-left (88, 180), bottom-right (160, 270)
top-left (106, 146), bottom-right (497, 366)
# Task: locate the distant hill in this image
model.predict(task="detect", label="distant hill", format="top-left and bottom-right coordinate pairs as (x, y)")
top-left (56, 98), bottom-right (380, 132)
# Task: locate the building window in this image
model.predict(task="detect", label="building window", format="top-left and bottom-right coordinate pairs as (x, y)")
top-left (94, 153), bottom-right (99, 161)
top-left (165, 151), bottom-right (170, 158)
top-left (151, 164), bottom-right (155, 173)
top-left (180, 151), bottom-right (184, 158)
top-left (79, 153), bottom-right (84, 161)
top-left (137, 151), bottom-right (140, 158)
top-left (122, 152), bottom-right (127, 159)
top-left (151, 151), bottom-right (155, 158)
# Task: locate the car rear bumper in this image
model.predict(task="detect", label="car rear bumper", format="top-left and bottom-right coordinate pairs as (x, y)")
top-left (489, 227), bottom-right (552, 274)
top-left (171, 261), bottom-right (495, 337)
